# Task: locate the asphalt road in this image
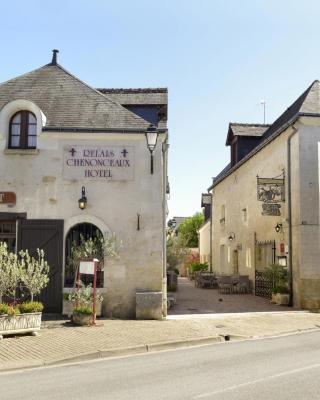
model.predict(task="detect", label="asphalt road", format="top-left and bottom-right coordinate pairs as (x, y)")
top-left (0, 331), bottom-right (319, 400)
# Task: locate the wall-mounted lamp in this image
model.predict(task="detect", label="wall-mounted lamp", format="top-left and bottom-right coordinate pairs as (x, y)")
top-left (145, 124), bottom-right (158, 174)
top-left (167, 218), bottom-right (177, 229)
top-left (78, 186), bottom-right (87, 210)
top-left (228, 232), bottom-right (235, 242)
top-left (275, 223), bottom-right (282, 233)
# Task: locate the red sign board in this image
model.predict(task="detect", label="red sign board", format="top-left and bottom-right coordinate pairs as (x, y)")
top-left (280, 243), bottom-right (285, 253)
top-left (0, 192), bottom-right (16, 205)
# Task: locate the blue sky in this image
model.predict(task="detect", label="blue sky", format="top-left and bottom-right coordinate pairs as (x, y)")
top-left (1, 0), bottom-right (319, 218)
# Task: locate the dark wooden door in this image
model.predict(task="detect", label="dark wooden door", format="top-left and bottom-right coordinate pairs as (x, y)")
top-left (18, 219), bottom-right (64, 313)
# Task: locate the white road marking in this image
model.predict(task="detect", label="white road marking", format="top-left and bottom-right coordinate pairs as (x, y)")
top-left (194, 363), bottom-right (320, 399)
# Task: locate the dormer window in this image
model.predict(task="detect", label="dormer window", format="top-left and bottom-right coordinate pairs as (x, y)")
top-left (9, 111), bottom-right (37, 149)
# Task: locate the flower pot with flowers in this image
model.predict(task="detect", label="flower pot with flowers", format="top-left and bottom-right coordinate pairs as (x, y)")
top-left (0, 242), bottom-right (49, 338)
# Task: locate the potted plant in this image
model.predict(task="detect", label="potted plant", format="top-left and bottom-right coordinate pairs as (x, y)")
top-left (0, 242), bottom-right (49, 338)
top-left (64, 233), bottom-right (119, 318)
top-left (266, 263), bottom-right (290, 305)
top-left (67, 284), bottom-right (104, 325)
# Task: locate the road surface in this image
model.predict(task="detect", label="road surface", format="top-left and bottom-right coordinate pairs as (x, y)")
top-left (0, 331), bottom-right (319, 399)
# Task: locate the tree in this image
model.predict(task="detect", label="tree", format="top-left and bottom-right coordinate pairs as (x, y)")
top-left (166, 236), bottom-right (190, 269)
top-left (177, 212), bottom-right (204, 248)
top-left (0, 242), bottom-right (21, 302)
top-left (19, 249), bottom-right (50, 302)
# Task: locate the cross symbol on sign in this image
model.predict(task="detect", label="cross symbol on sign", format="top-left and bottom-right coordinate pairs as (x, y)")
top-left (69, 148), bottom-right (76, 157)
top-left (121, 149), bottom-right (128, 157)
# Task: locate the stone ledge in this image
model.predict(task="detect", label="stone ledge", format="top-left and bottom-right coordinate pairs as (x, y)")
top-left (4, 149), bottom-right (40, 155)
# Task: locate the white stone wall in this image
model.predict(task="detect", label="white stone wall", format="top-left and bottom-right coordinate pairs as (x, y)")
top-left (0, 126), bottom-right (167, 318)
top-left (210, 118), bottom-right (320, 309)
top-left (199, 220), bottom-right (210, 263)
top-left (211, 124), bottom-right (297, 296)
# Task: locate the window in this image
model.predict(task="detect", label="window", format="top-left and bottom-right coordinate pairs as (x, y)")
top-left (9, 111), bottom-right (37, 149)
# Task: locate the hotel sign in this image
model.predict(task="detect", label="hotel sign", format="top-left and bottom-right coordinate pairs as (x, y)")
top-left (0, 192), bottom-right (16, 205)
top-left (63, 146), bottom-right (134, 181)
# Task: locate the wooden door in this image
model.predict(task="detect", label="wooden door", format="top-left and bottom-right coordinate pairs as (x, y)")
top-left (18, 219), bottom-right (64, 313)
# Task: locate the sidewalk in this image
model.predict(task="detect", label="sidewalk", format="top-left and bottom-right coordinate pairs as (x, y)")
top-left (1, 311), bottom-right (320, 372)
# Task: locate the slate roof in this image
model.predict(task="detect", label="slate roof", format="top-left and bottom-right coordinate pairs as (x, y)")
top-left (97, 88), bottom-right (168, 105)
top-left (226, 123), bottom-right (270, 145)
top-left (0, 64), bottom-right (150, 131)
top-left (209, 80), bottom-right (320, 191)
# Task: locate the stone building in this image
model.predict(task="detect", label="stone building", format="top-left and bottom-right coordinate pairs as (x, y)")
top-left (203, 81), bottom-right (320, 309)
top-left (0, 51), bottom-right (169, 318)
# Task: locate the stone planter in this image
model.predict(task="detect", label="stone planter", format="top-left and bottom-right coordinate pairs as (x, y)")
top-left (0, 312), bottom-right (42, 339)
top-left (72, 312), bottom-right (94, 326)
top-left (271, 293), bottom-right (290, 305)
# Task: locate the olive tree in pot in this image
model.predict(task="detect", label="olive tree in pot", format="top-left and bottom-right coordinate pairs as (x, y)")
top-left (0, 243), bottom-right (49, 338)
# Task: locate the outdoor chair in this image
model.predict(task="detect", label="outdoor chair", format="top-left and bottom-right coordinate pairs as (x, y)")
top-left (217, 275), bottom-right (233, 294)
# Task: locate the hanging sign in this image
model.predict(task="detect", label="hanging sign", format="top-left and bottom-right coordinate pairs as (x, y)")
top-left (63, 146), bottom-right (135, 181)
top-left (0, 192), bottom-right (16, 205)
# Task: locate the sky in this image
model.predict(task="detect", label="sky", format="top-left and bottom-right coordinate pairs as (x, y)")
top-left (1, 0), bottom-right (320, 218)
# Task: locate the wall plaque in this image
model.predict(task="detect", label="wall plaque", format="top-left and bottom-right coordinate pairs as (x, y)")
top-left (0, 192), bottom-right (16, 205)
top-left (63, 146), bottom-right (134, 181)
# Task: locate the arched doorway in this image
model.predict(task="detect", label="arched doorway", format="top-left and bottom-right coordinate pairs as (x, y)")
top-left (65, 222), bottom-right (104, 287)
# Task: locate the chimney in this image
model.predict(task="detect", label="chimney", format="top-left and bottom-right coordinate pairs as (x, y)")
top-left (51, 49), bottom-right (59, 65)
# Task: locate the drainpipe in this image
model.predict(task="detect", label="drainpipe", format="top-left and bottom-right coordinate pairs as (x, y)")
top-left (287, 124), bottom-right (298, 307)
top-left (162, 137), bottom-right (169, 317)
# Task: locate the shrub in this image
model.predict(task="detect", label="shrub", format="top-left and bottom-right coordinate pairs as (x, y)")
top-left (189, 262), bottom-right (208, 273)
top-left (272, 285), bottom-right (289, 295)
top-left (73, 305), bottom-right (93, 315)
top-left (0, 304), bottom-right (10, 315)
top-left (0, 304), bottom-right (20, 315)
top-left (18, 301), bottom-right (44, 313)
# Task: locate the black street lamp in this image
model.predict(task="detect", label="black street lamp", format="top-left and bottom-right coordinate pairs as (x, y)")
top-left (145, 124), bottom-right (158, 174)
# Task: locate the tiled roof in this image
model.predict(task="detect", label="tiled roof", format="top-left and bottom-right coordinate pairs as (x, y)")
top-left (97, 88), bottom-right (168, 105)
top-left (209, 80), bottom-right (320, 190)
top-left (0, 64), bottom-right (150, 131)
top-left (226, 123), bottom-right (270, 145)
top-left (230, 123), bottom-right (270, 137)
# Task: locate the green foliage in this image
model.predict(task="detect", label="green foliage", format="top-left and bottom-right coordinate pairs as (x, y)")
top-left (66, 233), bottom-right (119, 282)
top-left (178, 212), bottom-right (204, 248)
top-left (189, 262), bottom-right (208, 273)
top-left (67, 284), bottom-right (104, 308)
top-left (166, 236), bottom-right (190, 268)
top-left (73, 305), bottom-right (93, 315)
top-left (19, 249), bottom-right (50, 302)
top-left (0, 304), bottom-right (10, 315)
top-left (0, 242), bottom-right (49, 303)
top-left (0, 304), bottom-right (20, 316)
top-left (0, 242), bottom-right (21, 302)
top-left (18, 301), bottom-right (44, 313)
top-left (265, 263), bottom-right (289, 294)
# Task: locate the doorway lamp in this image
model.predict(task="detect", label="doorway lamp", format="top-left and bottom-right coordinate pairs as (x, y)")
top-left (78, 186), bottom-right (87, 210)
top-left (145, 124), bottom-right (158, 174)
top-left (275, 223), bottom-right (283, 233)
